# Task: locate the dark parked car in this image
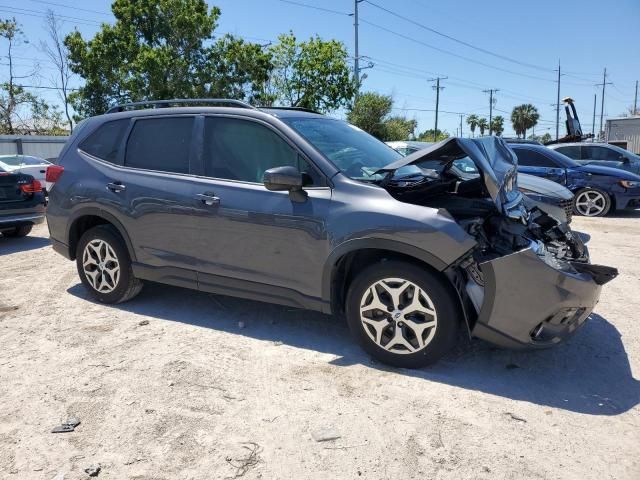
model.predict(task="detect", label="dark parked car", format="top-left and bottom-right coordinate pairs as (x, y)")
top-left (548, 142), bottom-right (640, 175)
top-left (0, 167), bottom-right (46, 238)
top-left (46, 100), bottom-right (617, 368)
top-left (510, 144), bottom-right (640, 217)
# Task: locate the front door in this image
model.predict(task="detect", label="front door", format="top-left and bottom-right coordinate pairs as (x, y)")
top-left (189, 116), bottom-right (332, 304)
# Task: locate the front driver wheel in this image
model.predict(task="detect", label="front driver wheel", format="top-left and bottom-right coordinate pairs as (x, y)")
top-left (76, 225), bottom-right (143, 303)
top-left (346, 260), bottom-right (460, 368)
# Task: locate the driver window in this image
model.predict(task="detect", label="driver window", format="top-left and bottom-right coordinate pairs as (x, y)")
top-left (203, 117), bottom-right (323, 185)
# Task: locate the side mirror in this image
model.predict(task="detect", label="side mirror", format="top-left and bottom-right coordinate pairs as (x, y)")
top-left (621, 155), bottom-right (630, 163)
top-left (263, 166), bottom-right (307, 202)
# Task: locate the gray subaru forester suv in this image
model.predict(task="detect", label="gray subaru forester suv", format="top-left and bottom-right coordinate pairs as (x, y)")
top-left (47, 99), bottom-right (617, 368)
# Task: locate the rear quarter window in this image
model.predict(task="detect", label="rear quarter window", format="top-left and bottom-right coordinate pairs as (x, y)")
top-left (78, 119), bottom-right (130, 164)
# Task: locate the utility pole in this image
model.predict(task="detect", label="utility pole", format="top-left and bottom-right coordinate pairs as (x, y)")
top-left (555, 60), bottom-right (561, 141)
top-left (353, 0), bottom-right (361, 98)
top-left (596, 68), bottom-right (612, 141)
top-left (429, 76), bottom-right (446, 141)
top-left (459, 114), bottom-right (463, 138)
top-left (483, 89), bottom-right (499, 135)
top-left (634, 80), bottom-right (638, 115)
top-left (592, 94), bottom-right (597, 142)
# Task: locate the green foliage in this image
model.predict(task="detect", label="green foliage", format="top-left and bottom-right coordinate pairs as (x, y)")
top-left (539, 132), bottom-right (552, 144)
top-left (511, 104), bottom-right (540, 138)
top-left (417, 128), bottom-right (449, 142)
top-left (466, 114), bottom-right (479, 137)
top-left (0, 18), bottom-right (65, 134)
top-left (65, 0), bottom-right (273, 117)
top-left (347, 92), bottom-right (416, 141)
top-left (477, 117), bottom-right (488, 136)
top-left (267, 32), bottom-right (355, 113)
top-left (490, 115), bottom-right (504, 136)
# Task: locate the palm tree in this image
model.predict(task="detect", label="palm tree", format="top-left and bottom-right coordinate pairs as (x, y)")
top-left (477, 117), bottom-right (488, 136)
top-left (511, 104), bottom-right (540, 138)
top-left (491, 115), bottom-right (505, 136)
top-left (466, 114), bottom-right (479, 137)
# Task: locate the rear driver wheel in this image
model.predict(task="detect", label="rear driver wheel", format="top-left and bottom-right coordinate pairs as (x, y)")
top-left (76, 225), bottom-right (143, 303)
top-left (346, 260), bottom-right (460, 368)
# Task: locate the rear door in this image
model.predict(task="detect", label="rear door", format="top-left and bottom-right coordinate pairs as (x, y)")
top-left (514, 148), bottom-right (566, 184)
top-left (187, 115), bottom-right (332, 301)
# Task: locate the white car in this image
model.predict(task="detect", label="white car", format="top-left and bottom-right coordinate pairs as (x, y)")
top-left (0, 155), bottom-right (52, 192)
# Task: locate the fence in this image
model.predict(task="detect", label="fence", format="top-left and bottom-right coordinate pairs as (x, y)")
top-left (0, 135), bottom-right (69, 160)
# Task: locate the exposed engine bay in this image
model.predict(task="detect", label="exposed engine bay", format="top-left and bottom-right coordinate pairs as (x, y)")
top-left (376, 137), bottom-right (618, 325)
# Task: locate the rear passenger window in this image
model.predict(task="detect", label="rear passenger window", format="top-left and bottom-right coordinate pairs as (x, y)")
top-left (79, 119), bottom-right (129, 164)
top-left (203, 117), bottom-right (323, 185)
top-left (125, 117), bottom-right (194, 174)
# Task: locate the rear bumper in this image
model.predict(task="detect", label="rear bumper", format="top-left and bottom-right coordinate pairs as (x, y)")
top-left (0, 207), bottom-right (45, 230)
top-left (471, 247), bottom-right (616, 349)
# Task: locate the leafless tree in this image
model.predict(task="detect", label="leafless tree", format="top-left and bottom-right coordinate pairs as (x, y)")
top-left (40, 10), bottom-right (73, 132)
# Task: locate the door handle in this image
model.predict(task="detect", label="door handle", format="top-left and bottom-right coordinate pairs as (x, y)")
top-left (196, 193), bottom-right (220, 206)
top-left (106, 182), bottom-right (126, 192)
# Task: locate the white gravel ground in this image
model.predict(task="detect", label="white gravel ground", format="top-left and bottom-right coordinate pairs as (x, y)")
top-left (0, 215), bottom-right (638, 480)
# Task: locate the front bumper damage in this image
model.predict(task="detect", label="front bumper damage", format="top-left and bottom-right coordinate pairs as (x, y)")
top-left (470, 247), bottom-right (615, 348)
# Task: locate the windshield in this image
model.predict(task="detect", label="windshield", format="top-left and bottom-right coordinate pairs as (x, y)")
top-left (283, 117), bottom-right (421, 181)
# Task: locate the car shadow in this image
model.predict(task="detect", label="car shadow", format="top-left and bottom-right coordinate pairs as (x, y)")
top-left (67, 282), bottom-right (639, 416)
top-left (609, 207), bottom-right (640, 218)
top-left (0, 233), bottom-right (50, 255)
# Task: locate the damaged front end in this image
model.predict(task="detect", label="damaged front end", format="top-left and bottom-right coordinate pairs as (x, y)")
top-left (378, 137), bottom-right (618, 348)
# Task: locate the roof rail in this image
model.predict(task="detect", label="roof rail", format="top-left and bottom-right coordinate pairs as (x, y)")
top-left (261, 106), bottom-right (320, 114)
top-left (105, 98), bottom-right (257, 114)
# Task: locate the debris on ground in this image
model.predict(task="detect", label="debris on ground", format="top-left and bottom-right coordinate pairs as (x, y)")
top-left (504, 412), bottom-right (527, 423)
top-left (138, 320), bottom-right (149, 326)
top-left (84, 464), bottom-right (101, 477)
top-left (225, 442), bottom-right (262, 478)
top-left (51, 417), bottom-right (81, 433)
top-left (311, 428), bottom-right (341, 442)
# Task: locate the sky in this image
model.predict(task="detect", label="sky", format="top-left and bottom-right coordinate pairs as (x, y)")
top-left (2, 0), bottom-right (639, 138)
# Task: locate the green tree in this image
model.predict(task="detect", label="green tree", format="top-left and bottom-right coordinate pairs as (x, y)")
top-left (65, 0), bottom-right (272, 117)
top-left (0, 18), bottom-right (65, 134)
top-left (267, 32), bottom-right (355, 113)
top-left (347, 92), bottom-right (416, 141)
top-left (466, 114), bottom-right (479, 137)
top-left (490, 115), bottom-right (504, 136)
top-left (417, 129), bottom-right (449, 142)
top-left (539, 132), bottom-right (552, 144)
top-left (511, 104), bottom-right (540, 138)
top-left (477, 117), bottom-right (488, 136)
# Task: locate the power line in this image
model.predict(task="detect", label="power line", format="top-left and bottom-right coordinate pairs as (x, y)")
top-left (0, 6), bottom-right (102, 26)
top-left (359, 18), bottom-right (558, 83)
top-left (363, 0), bottom-right (554, 73)
top-left (26, 0), bottom-right (112, 17)
top-left (271, 0), bottom-right (350, 16)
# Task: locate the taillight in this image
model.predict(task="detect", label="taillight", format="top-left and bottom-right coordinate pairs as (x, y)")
top-left (20, 179), bottom-right (42, 193)
top-left (46, 165), bottom-right (65, 183)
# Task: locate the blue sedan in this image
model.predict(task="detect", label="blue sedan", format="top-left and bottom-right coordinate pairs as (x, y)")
top-left (510, 143), bottom-right (640, 217)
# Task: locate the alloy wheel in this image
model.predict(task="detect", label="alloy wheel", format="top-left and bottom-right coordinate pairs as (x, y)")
top-left (574, 190), bottom-right (606, 216)
top-left (359, 277), bottom-right (438, 354)
top-left (82, 239), bottom-right (120, 293)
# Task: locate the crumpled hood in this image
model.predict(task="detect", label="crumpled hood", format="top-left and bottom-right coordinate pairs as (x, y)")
top-left (573, 163), bottom-right (640, 181)
top-left (378, 136), bottom-right (526, 219)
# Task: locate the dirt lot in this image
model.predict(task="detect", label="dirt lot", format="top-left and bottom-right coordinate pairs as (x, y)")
top-left (1, 214), bottom-right (639, 480)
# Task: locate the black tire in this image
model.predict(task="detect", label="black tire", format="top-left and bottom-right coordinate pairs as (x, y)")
top-left (345, 260), bottom-right (460, 368)
top-left (2, 224), bottom-right (33, 237)
top-left (572, 187), bottom-right (611, 217)
top-left (76, 225), bottom-right (143, 304)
